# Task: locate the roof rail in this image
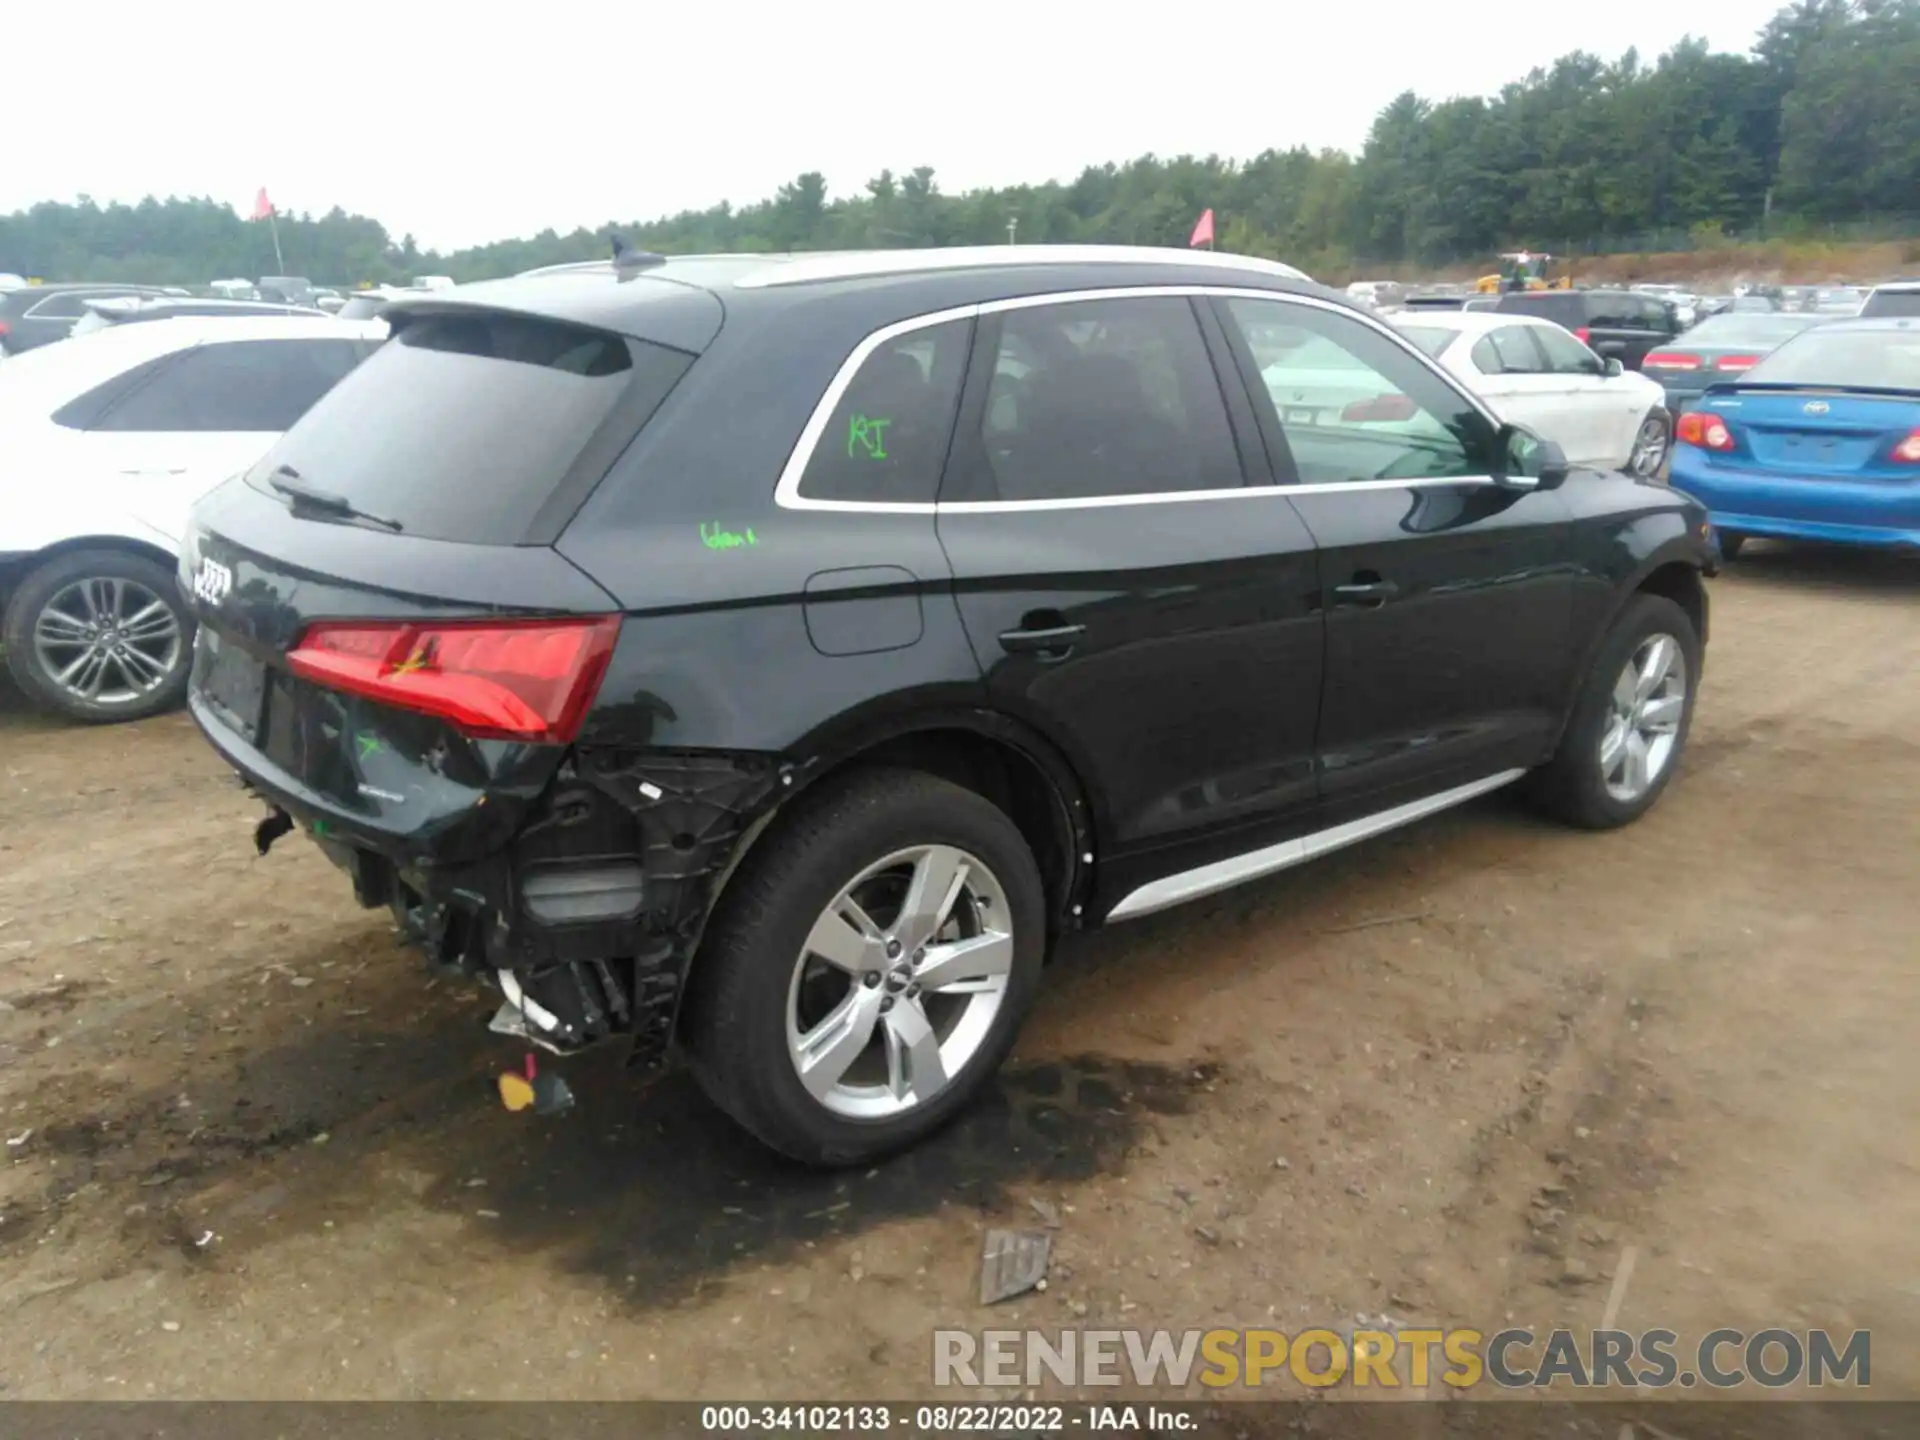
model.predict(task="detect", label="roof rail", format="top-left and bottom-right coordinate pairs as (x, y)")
top-left (732, 245), bottom-right (1313, 290)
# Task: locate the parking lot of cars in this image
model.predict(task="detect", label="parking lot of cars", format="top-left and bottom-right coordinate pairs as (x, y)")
top-left (0, 246), bottom-right (1916, 1401)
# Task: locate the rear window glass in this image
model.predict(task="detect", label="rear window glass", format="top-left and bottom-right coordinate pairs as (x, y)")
top-left (336, 295), bottom-right (388, 320)
top-left (1861, 290), bottom-right (1920, 319)
top-left (1499, 293), bottom-right (1581, 322)
top-left (245, 311), bottom-right (693, 545)
top-left (1741, 329), bottom-right (1920, 390)
top-left (1395, 326), bottom-right (1454, 359)
top-left (1683, 316), bottom-right (1818, 348)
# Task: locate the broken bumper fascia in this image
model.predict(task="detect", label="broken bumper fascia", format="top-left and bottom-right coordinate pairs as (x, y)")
top-left (250, 747), bottom-right (795, 1071)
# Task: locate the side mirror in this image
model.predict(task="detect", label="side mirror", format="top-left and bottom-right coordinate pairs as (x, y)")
top-left (1495, 424), bottom-right (1570, 492)
top-left (1603, 357), bottom-right (1624, 378)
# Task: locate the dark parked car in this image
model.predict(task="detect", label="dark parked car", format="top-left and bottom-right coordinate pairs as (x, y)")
top-left (0, 282), bottom-right (177, 354)
top-left (179, 247), bottom-right (1717, 1163)
top-left (1639, 312), bottom-right (1827, 412)
top-left (1493, 289), bottom-right (1685, 370)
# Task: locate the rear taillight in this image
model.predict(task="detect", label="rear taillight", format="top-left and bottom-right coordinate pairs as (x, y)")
top-left (1715, 354), bottom-right (1763, 373)
top-left (1572, 327), bottom-right (1591, 343)
top-left (286, 616), bottom-right (620, 743)
top-left (1341, 393), bottom-right (1418, 422)
top-left (1676, 411), bottom-right (1736, 453)
top-left (0, 320), bottom-right (9, 336)
top-left (1894, 429), bottom-right (1920, 464)
top-left (1643, 351), bottom-right (1699, 370)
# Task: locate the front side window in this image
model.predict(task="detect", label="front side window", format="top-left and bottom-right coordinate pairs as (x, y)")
top-left (94, 339), bottom-right (364, 433)
top-left (1222, 297), bottom-right (1493, 484)
top-left (1471, 326), bottom-right (1547, 376)
top-left (797, 318), bottom-right (971, 504)
top-left (1532, 324), bottom-right (1604, 376)
top-left (952, 296), bottom-right (1242, 504)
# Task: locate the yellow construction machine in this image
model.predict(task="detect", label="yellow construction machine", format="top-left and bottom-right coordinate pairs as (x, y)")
top-left (1475, 252), bottom-right (1573, 293)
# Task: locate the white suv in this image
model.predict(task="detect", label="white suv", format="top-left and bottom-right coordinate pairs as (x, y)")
top-left (0, 315), bottom-right (386, 722)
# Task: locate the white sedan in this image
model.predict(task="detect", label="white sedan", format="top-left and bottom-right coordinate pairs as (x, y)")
top-left (1392, 312), bottom-right (1672, 477)
top-left (0, 314), bottom-right (387, 723)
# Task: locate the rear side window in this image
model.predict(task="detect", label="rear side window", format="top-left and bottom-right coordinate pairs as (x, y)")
top-left (246, 312), bottom-right (693, 545)
top-left (94, 339), bottom-right (363, 432)
top-left (1861, 289), bottom-right (1920, 319)
top-left (952, 296), bottom-right (1242, 503)
top-left (798, 319), bottom-right (971, 503)
top-left (25, 292), bottom-right (102, 320)
top-left (51, 353), bottom-right (182, 430)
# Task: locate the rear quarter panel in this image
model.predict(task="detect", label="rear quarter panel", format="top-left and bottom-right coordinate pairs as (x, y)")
top-left (556, 306), bottom-right (988, 758)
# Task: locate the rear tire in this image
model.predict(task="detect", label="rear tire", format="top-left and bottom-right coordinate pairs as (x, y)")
top-left (1717, 531), bottom-right (1747, 560)
top-left (682, 767), bottom-right (1046, 1166)
top-left (1529, 593), bottom-right (1700, 831)
top-left (2, 549), bottom-right (194, 724)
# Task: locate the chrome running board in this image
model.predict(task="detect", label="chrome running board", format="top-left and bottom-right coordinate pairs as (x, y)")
top-left (1104, 768), bottom-right (1528, 922)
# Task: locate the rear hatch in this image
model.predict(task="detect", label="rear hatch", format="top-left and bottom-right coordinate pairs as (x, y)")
top-left (182, 301), bottom-right (710, 863)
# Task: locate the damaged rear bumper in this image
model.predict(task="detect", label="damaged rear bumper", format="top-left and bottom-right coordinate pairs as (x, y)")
top-left (196, 694), bottom-right (792, 1068)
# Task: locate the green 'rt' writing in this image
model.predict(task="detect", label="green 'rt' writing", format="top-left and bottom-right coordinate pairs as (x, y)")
top-left (848, 414), bottom-right (891, 460)
top-left (701, 522), bottom-right (759, 550)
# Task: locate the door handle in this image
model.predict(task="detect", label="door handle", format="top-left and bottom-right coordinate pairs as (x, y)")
top-left (998, 621), bottom-right (1086, 658)
top-left (1331, 578), bottom-right (1400, 608)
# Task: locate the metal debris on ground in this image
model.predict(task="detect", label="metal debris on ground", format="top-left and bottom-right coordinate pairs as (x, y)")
top-left (979, 1228), bottom-right (1051, 1305)
top-left (1028, 1197), bottom-right (1062, 1229)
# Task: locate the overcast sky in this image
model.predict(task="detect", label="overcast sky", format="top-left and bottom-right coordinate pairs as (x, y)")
top-left (7, 0), bottom-right (1789, 253)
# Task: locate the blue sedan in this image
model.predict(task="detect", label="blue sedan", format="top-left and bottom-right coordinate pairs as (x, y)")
top-left (1669, 318), bottom-right (1920, 555)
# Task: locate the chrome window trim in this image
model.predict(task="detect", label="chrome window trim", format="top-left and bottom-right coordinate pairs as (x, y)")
top-left (773, 285), bottom-right (1509, 515)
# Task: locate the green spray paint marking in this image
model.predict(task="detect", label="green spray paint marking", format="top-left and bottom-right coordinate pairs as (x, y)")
top-left (701, 521), bottom-right (759, 551)
top-left (848, 414), bottom-right (891, 460)
top-left (356, 734), bottom-right (383, 759)
top-left (311, 818), bottom-right (331, 838)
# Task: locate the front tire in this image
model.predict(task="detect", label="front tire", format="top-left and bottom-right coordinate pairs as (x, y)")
top-left (2, 549), bottom-right (193, 723)
top-left (1529, 594), bottom-right (1700, 830)
top-left (1627, 406), bottom-right (1672, 479)
top-left (683, 768), bottom-right (1047, 1166)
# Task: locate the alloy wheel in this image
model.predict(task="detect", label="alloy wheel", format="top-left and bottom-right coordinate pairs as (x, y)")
top-left (1598, 632), bottom-right (1688, 803)
top-left (1629, 414), bottom-right (1670, 477)
top-left (785, 843), bottom-right (1015, 1120)
top-left (31, 576), bottom-right (184, 709)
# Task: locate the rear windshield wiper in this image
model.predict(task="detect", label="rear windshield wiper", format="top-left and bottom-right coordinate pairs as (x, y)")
top-left (267, 466), bottom-right (404, 532)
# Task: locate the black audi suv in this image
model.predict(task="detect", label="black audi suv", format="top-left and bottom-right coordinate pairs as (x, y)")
top-left (180, 245), bottom-right (1717, 1164)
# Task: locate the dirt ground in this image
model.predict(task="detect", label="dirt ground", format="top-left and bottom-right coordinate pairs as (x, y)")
top-left (1, 542), bottom-right (1916, 1405)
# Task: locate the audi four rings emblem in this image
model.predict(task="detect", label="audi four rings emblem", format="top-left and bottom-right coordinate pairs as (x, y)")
top-left (192, 558), bottom-right (233, 605)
